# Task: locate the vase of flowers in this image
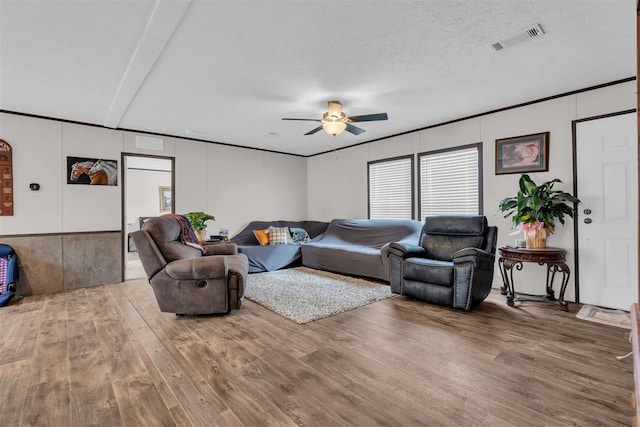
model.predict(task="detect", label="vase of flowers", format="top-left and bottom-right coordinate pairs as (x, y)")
top-left (497, 174), bottom-right (580, 249)
top-left (521, 222), bottom-right (547, 248)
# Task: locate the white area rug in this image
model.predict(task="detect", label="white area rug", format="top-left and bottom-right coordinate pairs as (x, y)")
top-left (245, 267), bottom-right (393, 324)
top-left (576, 304), bottom-right (631, 329)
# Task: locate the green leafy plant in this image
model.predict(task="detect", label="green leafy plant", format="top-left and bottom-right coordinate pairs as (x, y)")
top-left (183, 211), bottom-right (215, 231)
top-left (497, 174), bottom-right (580, 234)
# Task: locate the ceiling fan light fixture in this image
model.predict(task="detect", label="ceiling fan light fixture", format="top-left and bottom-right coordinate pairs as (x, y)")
top-left (327, 100), bottom-right (343, 118)
top-left (281, 100), bottom-right (387, 136)
top-left (322, 121), bottom-right (347, 136)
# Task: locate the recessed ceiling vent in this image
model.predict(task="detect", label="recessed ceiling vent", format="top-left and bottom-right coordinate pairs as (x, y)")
top-left (490, 24), bottom-right (545, 52)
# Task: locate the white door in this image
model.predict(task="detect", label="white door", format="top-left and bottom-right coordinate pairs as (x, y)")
top-left (576, 112), bottom-right (637, 310)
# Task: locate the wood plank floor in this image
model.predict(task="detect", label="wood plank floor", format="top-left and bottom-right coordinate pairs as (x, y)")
top-left (0, 278), bottom-right (634, 426)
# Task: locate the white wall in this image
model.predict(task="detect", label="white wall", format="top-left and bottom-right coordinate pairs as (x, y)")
top-left (0, 114), bottom-right (63, 234)
top-left (307, 81), bottom-right (637, 300)
top-left (0, 114), bottom-right (309, 239)
top-left (62, 123), bottom-right (123, 232)
top-left (174, 140), bottom-right (308, 236)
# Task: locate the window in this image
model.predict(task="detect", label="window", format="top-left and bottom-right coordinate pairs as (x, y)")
top-left (368, 155), bottom-right (414, 219)
top-left (419, 143), bottom-right (482, 220)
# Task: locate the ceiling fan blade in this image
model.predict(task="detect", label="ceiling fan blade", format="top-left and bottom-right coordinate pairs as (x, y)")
top-left (282, 118), bottom-right (321, 122)
top-left (345, 123), bottom-right (365, 135)
top-left (348, 112), bottom-right (388, 122)
top-left (305, 125), bottom-right (324, 135)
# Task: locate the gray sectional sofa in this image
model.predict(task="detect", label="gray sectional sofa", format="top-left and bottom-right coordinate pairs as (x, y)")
top-left (231, 218), bottom-right (423, 281)
top-left (230, 220), bottom-right (329, 273)
top-left (301, 219), bottom-right (423, 281)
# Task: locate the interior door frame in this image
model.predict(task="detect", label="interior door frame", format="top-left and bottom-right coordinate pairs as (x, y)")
top-left (120, 152), bottom-right (176, 281)
top-left (571, 108), bottom-right (637, 303)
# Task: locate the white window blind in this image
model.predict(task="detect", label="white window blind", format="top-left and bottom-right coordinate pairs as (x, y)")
top-left (419, 146), bottom-right (479, 219)
top-left (368, 156), bottom-right (413, 219)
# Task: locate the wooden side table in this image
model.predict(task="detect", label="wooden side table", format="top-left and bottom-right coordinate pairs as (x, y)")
top-left (498, 246), bottom-right (570, 311)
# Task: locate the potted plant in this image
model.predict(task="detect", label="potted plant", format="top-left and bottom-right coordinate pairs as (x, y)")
top-left (184, 211), bottom-right (215, 242)
top-left (497, 174), bottom-right (580, 248)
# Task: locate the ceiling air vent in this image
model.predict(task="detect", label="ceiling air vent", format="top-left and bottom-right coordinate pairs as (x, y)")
top-left (489, 24), bottom-right (545, 52)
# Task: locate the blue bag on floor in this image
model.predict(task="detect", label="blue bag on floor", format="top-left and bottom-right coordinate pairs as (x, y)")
top-left (0, 244), bottom-right (18, 307)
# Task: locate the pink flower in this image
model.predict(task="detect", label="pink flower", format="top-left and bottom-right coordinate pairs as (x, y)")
top-left (519, 221), bottom-right (546, 238)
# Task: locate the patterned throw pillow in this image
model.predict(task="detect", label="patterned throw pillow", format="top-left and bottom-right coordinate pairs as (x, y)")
top-left (290, 227), bottom-right (310, 244)
top-left (253, 228), bottom-right (269, 246)
top-left (268, 226), bottom-right (292, 245)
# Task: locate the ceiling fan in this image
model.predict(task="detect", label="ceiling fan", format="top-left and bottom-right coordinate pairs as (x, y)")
top-left (282, 100), bottom-right (388, 136)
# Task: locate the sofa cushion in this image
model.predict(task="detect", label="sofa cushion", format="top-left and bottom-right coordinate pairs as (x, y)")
top-left (421, 235), bottom-right (485, 261)
top-left (403, 257), bottom-right (453, 287)
top-left (253, 228), bottom-right (269, 246)
top-left (290, 227), bottom-right (311, 243)
top-left (422, 215), bottom-right (487, 235)
top-left (268, 226), bottom-right (292, 245)
top-left (421, 215), bottom-right (488, 261)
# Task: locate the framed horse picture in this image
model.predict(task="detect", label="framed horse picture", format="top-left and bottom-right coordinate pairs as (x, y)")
top-left (67, 156), bottom-right (118, 186)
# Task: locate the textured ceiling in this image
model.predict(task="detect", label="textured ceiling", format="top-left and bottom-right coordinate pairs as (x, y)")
top-left (0, 0), bottom-right (635, 156)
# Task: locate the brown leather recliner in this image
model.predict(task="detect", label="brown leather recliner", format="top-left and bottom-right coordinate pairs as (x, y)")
top-left (130, 215), bottom-right (248, 315)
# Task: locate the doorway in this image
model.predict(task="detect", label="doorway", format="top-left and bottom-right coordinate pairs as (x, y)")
top-left (122, 153), bottom-right (175, 280)
top-left (574, 111), bottom-right (638, 310)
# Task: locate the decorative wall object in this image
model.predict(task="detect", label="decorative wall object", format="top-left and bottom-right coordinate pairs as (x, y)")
top-left (495, 132), bottom-right (549, 175)
top-left (67, 156), bottom-right (118, 186)
top-left (0, 139), bottom-right (13, 215)
top-left (159, 186), bottom-right (172, 212)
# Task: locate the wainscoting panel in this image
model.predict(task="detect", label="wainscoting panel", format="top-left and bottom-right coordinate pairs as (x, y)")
top-left (0, 231), bottom-right (122, 295)
top-left (0, 235), bottom-right (63, 295)
top-left (62, 232), bottom-right (122, 290)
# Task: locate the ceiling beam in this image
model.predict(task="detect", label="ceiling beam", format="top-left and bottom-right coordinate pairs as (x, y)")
top-left (103, 0), bottom-right (191, 128)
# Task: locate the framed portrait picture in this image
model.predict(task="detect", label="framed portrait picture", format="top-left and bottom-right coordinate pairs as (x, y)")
top-left (495, 132), bottom-right (549, 175)
top-left (159, 186), bottom-right (172, 212)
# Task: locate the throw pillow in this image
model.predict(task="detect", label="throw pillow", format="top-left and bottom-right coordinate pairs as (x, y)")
top-left (253, 228), bottom-right (270, 246)
top-left (268, 226), bottom-right (292, 245)
top-left (290, 227), bottom-right (311, 243)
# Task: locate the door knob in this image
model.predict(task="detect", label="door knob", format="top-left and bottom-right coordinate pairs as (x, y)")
top-left (584, 208), bottom-right (592, 215)
top-left (584, 218), bottom-right (592, 224)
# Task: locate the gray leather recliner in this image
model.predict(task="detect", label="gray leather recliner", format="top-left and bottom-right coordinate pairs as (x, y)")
top-left (130, 215), bottom-right (248, 315)
top-left (384, 215), bottom-right (497, 311)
